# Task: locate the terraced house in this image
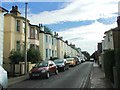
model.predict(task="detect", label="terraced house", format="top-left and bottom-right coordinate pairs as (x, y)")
top-left (0, 7), bottom-right (8, 65)
top-left (56, 36), bottom-right (79, 59)
top-left (29, 24), bottom-right (39, 49)
top-left (3, 6), bottom-right (30, 64)
top-left (64, 40), bottom-right (69, 58)
top-left (57, 37), bottom-right (65, 59)
top-left (70, 44), bottom-right (79, 57)
top-left (39, 25), bottom-right (57, 60)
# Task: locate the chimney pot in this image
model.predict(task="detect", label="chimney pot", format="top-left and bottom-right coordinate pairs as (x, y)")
top-left (12, 6), bottom-right (14, 10)
top-left (15, 5), bottom-right (18, 11)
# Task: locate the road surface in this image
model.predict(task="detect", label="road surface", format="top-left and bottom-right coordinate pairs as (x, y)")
top-left (8, 62), bottom-right (93, 88)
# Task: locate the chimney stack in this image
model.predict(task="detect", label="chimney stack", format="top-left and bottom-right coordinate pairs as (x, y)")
top-left (10, 5), bottom-right (21, 16)
top-left (117, 2), bottom-right (120, 28)
top-left (39, 24), bottom-right (44, 31)
top-left (117, 16), bottom-right (120, 28)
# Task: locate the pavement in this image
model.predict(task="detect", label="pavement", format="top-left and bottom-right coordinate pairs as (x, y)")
top-left (90, 62), bottom-right (113, 88)
top-left (8, 74), bottom-right (29, 86)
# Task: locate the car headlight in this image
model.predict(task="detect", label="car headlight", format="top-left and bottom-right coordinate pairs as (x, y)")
top-left (29, 70), bottom-right (32, 74)
top-left (41, 69), bottom-right (46, 73)
top-left (62, 64), bottom-right (65, 67)
top-left (59, 65), bottom-right (62, 67)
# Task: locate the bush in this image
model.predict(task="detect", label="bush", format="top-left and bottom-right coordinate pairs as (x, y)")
top-left (115, 49), bottom-right (120, 89)
top-left (9, 49), bottom-right (24, 64)
top-left (103, 49), bottom-right (115, 83)
top-left (27, 47), bottom-right (42, 63)
top-left (115, 49), bottom-right (120, 68)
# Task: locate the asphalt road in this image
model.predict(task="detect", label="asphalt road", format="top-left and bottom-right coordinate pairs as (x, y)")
top-left (8, 62), bottom-right (93, 88)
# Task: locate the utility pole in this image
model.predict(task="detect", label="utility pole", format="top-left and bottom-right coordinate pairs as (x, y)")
top-left (25, 2), bottom-right (28, 74)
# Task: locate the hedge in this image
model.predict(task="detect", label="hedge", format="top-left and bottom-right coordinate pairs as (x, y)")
top-left (115, 49), bottom-right (120, 89)
top-left (103, 49), bottom-right (115, 83)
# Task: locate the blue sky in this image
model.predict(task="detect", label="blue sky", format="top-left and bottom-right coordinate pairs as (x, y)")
top-left (2, 2), bottom-right (65, 13)
top-left (1, 0), bottom-right (119, 54)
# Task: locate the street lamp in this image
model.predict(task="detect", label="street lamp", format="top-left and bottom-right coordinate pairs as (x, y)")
top-left (24, 2), bottom-right (28, 74)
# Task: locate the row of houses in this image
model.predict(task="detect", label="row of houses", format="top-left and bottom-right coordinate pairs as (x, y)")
top-left (1, 5), bottom-right (82, 66)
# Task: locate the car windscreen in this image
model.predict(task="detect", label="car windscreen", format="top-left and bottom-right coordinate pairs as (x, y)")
top-left (54, 60), bottom-right (64, 64)
top-left (35, 61), bottom-right (48, 67)
top-left (66, 58), bottom-right (73, 61)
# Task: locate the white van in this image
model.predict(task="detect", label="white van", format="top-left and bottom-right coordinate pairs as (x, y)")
top-left (0, 66), bottom-right (8, 89)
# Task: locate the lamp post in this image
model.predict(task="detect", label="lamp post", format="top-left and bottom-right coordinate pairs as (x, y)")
top-left (24, 2), bottom-right (28, 74)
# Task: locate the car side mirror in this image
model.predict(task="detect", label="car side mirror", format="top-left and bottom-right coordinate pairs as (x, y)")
top-left (32, 66), bottom-right (35, 68)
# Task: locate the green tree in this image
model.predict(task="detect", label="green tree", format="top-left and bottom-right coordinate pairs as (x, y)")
top-left (9, 49), bottom-right (23, 64)
top-left (27, 47), bottom-right (42, 63)
top-left (82, 51), bottom-right (90, 61)
top-left (9, 49), bottom-right (24, 76)
top-left (44, 26), bottom-right (52, 34)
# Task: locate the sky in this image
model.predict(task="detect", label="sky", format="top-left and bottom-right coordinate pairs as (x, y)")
top-left (1, 0), bottom-right (119, 55)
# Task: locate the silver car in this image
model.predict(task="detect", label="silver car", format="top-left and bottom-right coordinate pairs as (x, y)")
top-left (0, 66), bottom-right (8, 89)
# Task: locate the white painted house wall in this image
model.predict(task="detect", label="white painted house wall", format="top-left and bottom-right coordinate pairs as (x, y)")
top-left (0, 11), bottom-right (4, 66)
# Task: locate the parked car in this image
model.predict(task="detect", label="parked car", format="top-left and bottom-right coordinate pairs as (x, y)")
top-left (90, 58), bottom-right (94, 62)
top-left (29, 60), bottom-right (58, 79)
top-left (54, 59), bottom-right (69, 71)
top-left (0, 66), bottom-right (8, 89)
top-left (74, 57), bottom-right (80, 65)
top-left (81, 58), bottom-right (85, 63)
top-left (66, 58), bottom-right (76, 66)
top-left (78, 57), bottom-right (82, 64)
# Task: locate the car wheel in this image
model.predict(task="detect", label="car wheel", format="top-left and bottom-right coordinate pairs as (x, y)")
top-left (55, 69), bottom-right (58, 75)
top-left (29, 76), bottom-right (33, 79)
top-left (67, 66), bottom-right (69, 70)
top-left (46, 72), bottom-right (50, 79)
top-left (63, 67), bottom-right (65, 71)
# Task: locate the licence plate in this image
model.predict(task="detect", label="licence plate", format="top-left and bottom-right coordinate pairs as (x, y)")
top-left (32, 74), bottom-right (39, 76)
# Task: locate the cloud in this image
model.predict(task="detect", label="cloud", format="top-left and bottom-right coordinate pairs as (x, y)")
top-left (28, 0), bottom-right (119, 25)
top-left (24, 0), bottom-right (119, 54)
top-left (69, 37), bottom-right (84, 41)
top-left (57, 21), bottom-right (117, 54)
top-left (97, 17), bottom-right (116, 25)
